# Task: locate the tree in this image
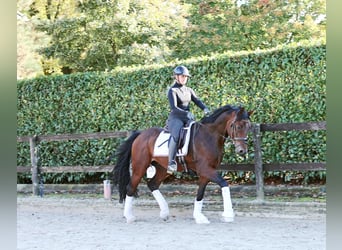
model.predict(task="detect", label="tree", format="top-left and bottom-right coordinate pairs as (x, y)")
top-left (17, 0), bottom-right (326, 78)
top-left (17, 0), bottom-right (80, 77)
top-left (17, 0), bottom-right (46, 79)
top-left (34, 0), bottom-right (189, 72)
top-left (17, 11), bottom-right (44, 79)
top-left (173, 0), bottom-right (326, 59)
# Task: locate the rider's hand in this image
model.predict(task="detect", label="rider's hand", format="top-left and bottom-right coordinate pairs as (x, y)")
top-left (203, 108), bottom-right (210, 116)
top-left (186, 112), bottom-right (195, 120)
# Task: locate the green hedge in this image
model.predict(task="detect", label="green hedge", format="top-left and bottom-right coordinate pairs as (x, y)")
top-left (17, 39), bottom-right (326, 183)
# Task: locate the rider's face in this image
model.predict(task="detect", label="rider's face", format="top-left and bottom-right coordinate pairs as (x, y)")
top-left (176, 74), bottom-right (189, 85)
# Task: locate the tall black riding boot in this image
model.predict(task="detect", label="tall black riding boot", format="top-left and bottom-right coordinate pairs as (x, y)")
top-left (167, 137), bottom-right (178, 174)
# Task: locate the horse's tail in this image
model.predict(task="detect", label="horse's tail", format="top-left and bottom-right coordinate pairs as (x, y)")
top-left (112, 131), bottom-right (141, 203)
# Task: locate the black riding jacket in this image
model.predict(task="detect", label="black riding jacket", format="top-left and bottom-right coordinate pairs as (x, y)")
top-left (167, 82), bottom-right (207, 121)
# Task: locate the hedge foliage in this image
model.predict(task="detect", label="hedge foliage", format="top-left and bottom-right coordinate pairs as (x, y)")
top-left (17, 39), bottom-right (326, 183)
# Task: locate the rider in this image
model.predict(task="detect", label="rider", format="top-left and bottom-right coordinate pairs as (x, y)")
top-left (166, 65), bottom-right (210, 174)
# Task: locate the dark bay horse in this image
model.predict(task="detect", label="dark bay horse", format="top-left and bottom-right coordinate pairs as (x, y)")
top-left (112, 104), bottom-right (253, 224)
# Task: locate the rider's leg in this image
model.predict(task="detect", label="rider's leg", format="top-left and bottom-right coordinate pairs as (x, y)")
top-left (167, 136), bottom-right (178, 174)
top-left (167, 119), bottom-right (183, 174)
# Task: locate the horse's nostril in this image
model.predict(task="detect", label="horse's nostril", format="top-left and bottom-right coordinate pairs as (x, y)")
top-left (238, 149), bottom-right (246, 155)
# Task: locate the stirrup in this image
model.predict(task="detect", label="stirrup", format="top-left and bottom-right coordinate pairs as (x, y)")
top-left (167, 160), bottom-right (177, 174)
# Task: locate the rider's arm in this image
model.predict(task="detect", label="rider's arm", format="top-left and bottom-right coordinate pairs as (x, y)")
top-left (190, 88), bottom-right (208, 110)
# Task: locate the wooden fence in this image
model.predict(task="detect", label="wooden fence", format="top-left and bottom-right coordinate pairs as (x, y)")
top-left (17, 121), bottom-right (326, 201)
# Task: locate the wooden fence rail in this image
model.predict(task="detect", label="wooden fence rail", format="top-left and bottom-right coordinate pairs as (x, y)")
top-left (17, 121), bottom-right (326, 200)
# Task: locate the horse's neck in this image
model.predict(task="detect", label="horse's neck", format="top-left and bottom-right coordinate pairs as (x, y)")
top-left (212, 115), bottom-right (229, 136)
top-left (196, 113), bottom-right (231, 143)
top-left (201, 121), bottom-right (226, 144)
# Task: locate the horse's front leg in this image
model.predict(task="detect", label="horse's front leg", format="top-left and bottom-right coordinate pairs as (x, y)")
top-left (193, 178), bottom-right (210, 224)
top-left (207, 172), bottom-right (234, 222)
top-left (221, 185), bottom-right (234, 222)
top-left (211, 173), bottom-right (234, 222)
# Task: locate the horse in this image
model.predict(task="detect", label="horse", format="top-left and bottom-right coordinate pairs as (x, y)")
top-left (112, 104), bottom-right (253, 224)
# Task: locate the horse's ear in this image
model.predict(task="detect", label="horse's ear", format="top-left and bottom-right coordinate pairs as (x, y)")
top-left (236, 107), bottom-right (245, 117)
top-left (248, 110), bottom-right (254, 117)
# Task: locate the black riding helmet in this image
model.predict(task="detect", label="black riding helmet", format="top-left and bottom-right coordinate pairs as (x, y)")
top-left (173, 65), bottom-right (191, 77)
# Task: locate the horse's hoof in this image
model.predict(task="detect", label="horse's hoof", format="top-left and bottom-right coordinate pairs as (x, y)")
top-left (221, 216), bottom-right (234, 223)
top-left (161, 215), bottom-right (169, 221)
top-left (160, 211), bottom-right (169, 221)
top-left (221, 210), bottom-right (234, 222)
top-left (195, 218), bottom-right (210, 224)
top-left (125, 216), bottom-right (136, 223)
top-left (193, 213), bottom-right (210, 224)
top-left (160, 209), bottom-right (169, 218)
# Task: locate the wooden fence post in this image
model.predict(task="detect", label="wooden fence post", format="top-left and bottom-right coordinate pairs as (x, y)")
top-left (29, 135), bottom-right (39, 196)
top-left (252, 124), bottom-right (264, 201)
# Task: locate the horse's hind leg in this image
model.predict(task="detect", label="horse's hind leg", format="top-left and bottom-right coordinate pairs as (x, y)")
top-left (123, 195), bottom-right (135, 223)
top-left (147, 164), bottom-right (169, 220)
top-left (123, 164), bottom-right (148, 223)
top-left (151, 191), bottom-right (169, 221)
top-left (123, 175), bottom-right (141, 223)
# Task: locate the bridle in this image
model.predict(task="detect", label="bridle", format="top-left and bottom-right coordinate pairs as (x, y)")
top-left (224, 114), bottom-right (250, 144)
top-left (196, 107), bottom-right (251, 144)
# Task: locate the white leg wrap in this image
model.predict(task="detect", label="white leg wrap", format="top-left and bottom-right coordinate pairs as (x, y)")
top-left (221, 186), bottom-right (234, 222)
top-left (123, 195), bottom-right (136, 223)
top-left (193, 199), bottom-right (210, 224)
top-left (152, 190), bottom-right (169, 220)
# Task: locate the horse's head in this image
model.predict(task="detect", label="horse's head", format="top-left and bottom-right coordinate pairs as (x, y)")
top-left (226, 107), bottom-right (253, 156)
top-left (200, 105), bottom-right (253, 155)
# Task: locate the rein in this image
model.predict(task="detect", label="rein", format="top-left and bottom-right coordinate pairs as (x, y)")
top-left (194, 107), bottom-right (250, 151)
top-left (196, 120), bottom-right (248, 143)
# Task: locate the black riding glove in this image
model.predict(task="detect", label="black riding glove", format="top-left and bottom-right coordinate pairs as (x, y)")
top-left (203, 108), bottom-right (211, 116)
top-left (186, 112), bottom-right (195, 121)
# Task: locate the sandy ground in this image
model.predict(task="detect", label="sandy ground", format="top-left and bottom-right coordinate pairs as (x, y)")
top-left (17, 194), bottom-right (326, 250)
